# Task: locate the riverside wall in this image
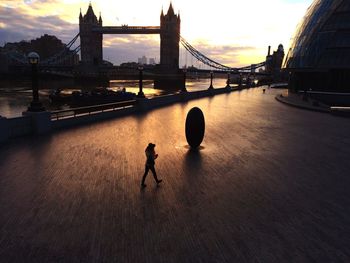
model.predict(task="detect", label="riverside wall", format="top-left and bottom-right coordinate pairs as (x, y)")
top-left (0, 86), bottom-right (234, 143)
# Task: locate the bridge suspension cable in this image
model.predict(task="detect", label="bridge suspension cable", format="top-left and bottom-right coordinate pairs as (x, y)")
top-left (41, 33), bottom-right (80, 65)
top-left (180, 36), bottom-right (266, 72)
top-left (44, 45), bottom-right (81, 65)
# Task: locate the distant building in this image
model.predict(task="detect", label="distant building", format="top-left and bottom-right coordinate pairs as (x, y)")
top-left (138, 55), bottom-right (147, 65)
top-left (265, 44), bottom-right (284, 75)
top-left (284, 0), bottom-right (350, 92)
top-left (120, 62), bottom-right (139, 68)
top-left (1, 34), bottom-right (79, 63)
top-left (149, 58), bottom-right (156, 65)
top-left (0, 34), bottom-right (79, 73)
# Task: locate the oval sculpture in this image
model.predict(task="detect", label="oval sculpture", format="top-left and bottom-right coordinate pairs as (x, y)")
top-left (185, 107), bottom-right (205, 148)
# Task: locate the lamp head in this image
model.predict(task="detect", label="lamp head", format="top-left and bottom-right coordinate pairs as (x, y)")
top-left (28, 52), bottom-right (40, 65)
top-left (138, 66), bottom-right (143, 71)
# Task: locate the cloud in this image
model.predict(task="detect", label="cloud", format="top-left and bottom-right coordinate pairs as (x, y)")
top-left (23, 0), bottom-right (60, 5)
top-left (103, 35), bottom-right (160, 65)
top-left (101, 34), bottom-right (256, 67)
top-left (185, 41), bottom-right (257, 67)
top-left (0, 6), bottom-right (77, 44)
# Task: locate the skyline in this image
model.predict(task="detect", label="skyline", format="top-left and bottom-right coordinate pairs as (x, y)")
top-left (0, 0), bottom-right (313, 67)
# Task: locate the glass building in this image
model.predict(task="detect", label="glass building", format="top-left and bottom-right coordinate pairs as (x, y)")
top-left (284, 0), bottom-right (350, 92)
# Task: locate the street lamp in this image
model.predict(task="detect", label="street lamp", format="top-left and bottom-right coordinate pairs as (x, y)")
top-left (239, 73), bottom-right (243, 88)
top-left (208, 71), bottom-right (214, 89)
top-left (137, 66), bottom-right (145, 98)
top-left (182, 68), bottom-right (187, 92)
top-left (27, 52), bottom-right (45, 112)
top-left (226, 71), bottom-right (231, 89)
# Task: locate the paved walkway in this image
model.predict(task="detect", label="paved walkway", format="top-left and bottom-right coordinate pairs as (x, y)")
top-left (1, 88), bottom-right (350, 262)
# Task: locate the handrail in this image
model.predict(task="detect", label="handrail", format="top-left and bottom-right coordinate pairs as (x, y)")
top-left (331, 106), bottom-right (350, 110)
top-left (51, 99), bottom-right (136, 120)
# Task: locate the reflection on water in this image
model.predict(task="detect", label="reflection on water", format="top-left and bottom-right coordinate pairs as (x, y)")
top-left (0, 78), bottom-right (227, 118)
top-left (110, 80), bottom-right (165, 97)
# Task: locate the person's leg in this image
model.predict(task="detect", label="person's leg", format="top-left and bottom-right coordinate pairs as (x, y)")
top-left (141, 165), bottom-right (150, 186)
top-left (150, 166), bottom-right (162, 184)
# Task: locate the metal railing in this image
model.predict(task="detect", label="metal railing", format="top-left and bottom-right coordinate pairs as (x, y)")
top-left (50, 100), bottom-right (136, 120)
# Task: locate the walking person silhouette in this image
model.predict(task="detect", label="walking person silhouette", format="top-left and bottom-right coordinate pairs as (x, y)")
top-left (141, 143), bottom-right (162, 188)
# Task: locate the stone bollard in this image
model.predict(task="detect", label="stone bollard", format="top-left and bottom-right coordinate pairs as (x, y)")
top-left (180, 90), bottom-right (189, 102)
top-left (22, 111), bottom-right (51, 135)
top-left (208, 88), bottom-right (215, 96)
top-left (0, 116), bottom-right (10, 143)
top-left (136, 97), bottom-right (149, 112)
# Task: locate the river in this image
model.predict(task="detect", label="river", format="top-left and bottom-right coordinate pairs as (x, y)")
top-left (0, 78), bottom-right (228, 118)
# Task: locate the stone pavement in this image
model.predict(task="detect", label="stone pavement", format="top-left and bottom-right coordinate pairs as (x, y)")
top-left (0, 88), bottom-right (350, 262)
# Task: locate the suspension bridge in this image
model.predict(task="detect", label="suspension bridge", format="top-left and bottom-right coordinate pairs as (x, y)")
top-left (5, 33), bottom-right (266, 72)
top-left (2, 2), bottom-right (279, 87)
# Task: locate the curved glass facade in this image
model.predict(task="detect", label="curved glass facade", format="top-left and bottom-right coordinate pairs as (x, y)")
top-left (284, 0), bottom-right (350, 92)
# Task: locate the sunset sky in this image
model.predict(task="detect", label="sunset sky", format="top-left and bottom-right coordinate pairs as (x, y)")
top-left (0, 0), bottom-right (312, 67)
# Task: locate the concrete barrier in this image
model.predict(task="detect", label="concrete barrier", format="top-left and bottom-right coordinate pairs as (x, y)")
top-left (0, 117), bottom-right (9, 143)
top-left (330, 107), bottom-right (350, 117)
top-left (7, 116), bottom-right (33, 138)
top-left (1, 86), bottom-right (235, 143)
top-left (136, 97), bottom-right (150, 112)
top-left (145, 93), bottom-right (181, 109)
top-left (301, 91), bottom-right (350, 106)
top-left (52, 106), bottom-right (136, 129)
top-left (22, 111), bottom-right (51, 134)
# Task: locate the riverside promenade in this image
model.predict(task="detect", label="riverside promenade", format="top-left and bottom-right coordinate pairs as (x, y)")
top-left (0, 88), bottom-right (350, 262)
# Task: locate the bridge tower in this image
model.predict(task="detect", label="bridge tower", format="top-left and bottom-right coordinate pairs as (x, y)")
top-left (79, 3), bottom-right (103, 66)
top-left (160, 3), bottom-right (181, 71)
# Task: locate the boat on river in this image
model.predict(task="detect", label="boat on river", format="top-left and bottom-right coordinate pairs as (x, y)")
top-left (49, 87), bottom-right (136, 107)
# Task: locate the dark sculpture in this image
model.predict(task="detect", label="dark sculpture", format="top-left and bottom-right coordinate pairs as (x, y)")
top-left (185, 107), bottom-right (205, 148)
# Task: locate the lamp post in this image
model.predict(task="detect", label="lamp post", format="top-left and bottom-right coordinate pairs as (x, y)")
top-left (226, 71), bottom-right (231, 89)
top-left (208, 71), bottom-right (214, 89)
top-left (239, 73), bottom-right (242, 88)
top-left (182, 68), bottom-right (187, 92)
top-left (137, 66), bottom-right (145, 98)
top-left (27, 52), bottom-right (45, 112)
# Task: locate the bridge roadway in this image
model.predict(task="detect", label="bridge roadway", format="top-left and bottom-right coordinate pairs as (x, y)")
top-left (93, 26), bottom-right (161, 34)
top-left (0, 88), bottom-right (350, 262)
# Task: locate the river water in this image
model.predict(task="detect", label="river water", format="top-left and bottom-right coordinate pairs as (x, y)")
top-left (0, 78), bottom-right (228, 118)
